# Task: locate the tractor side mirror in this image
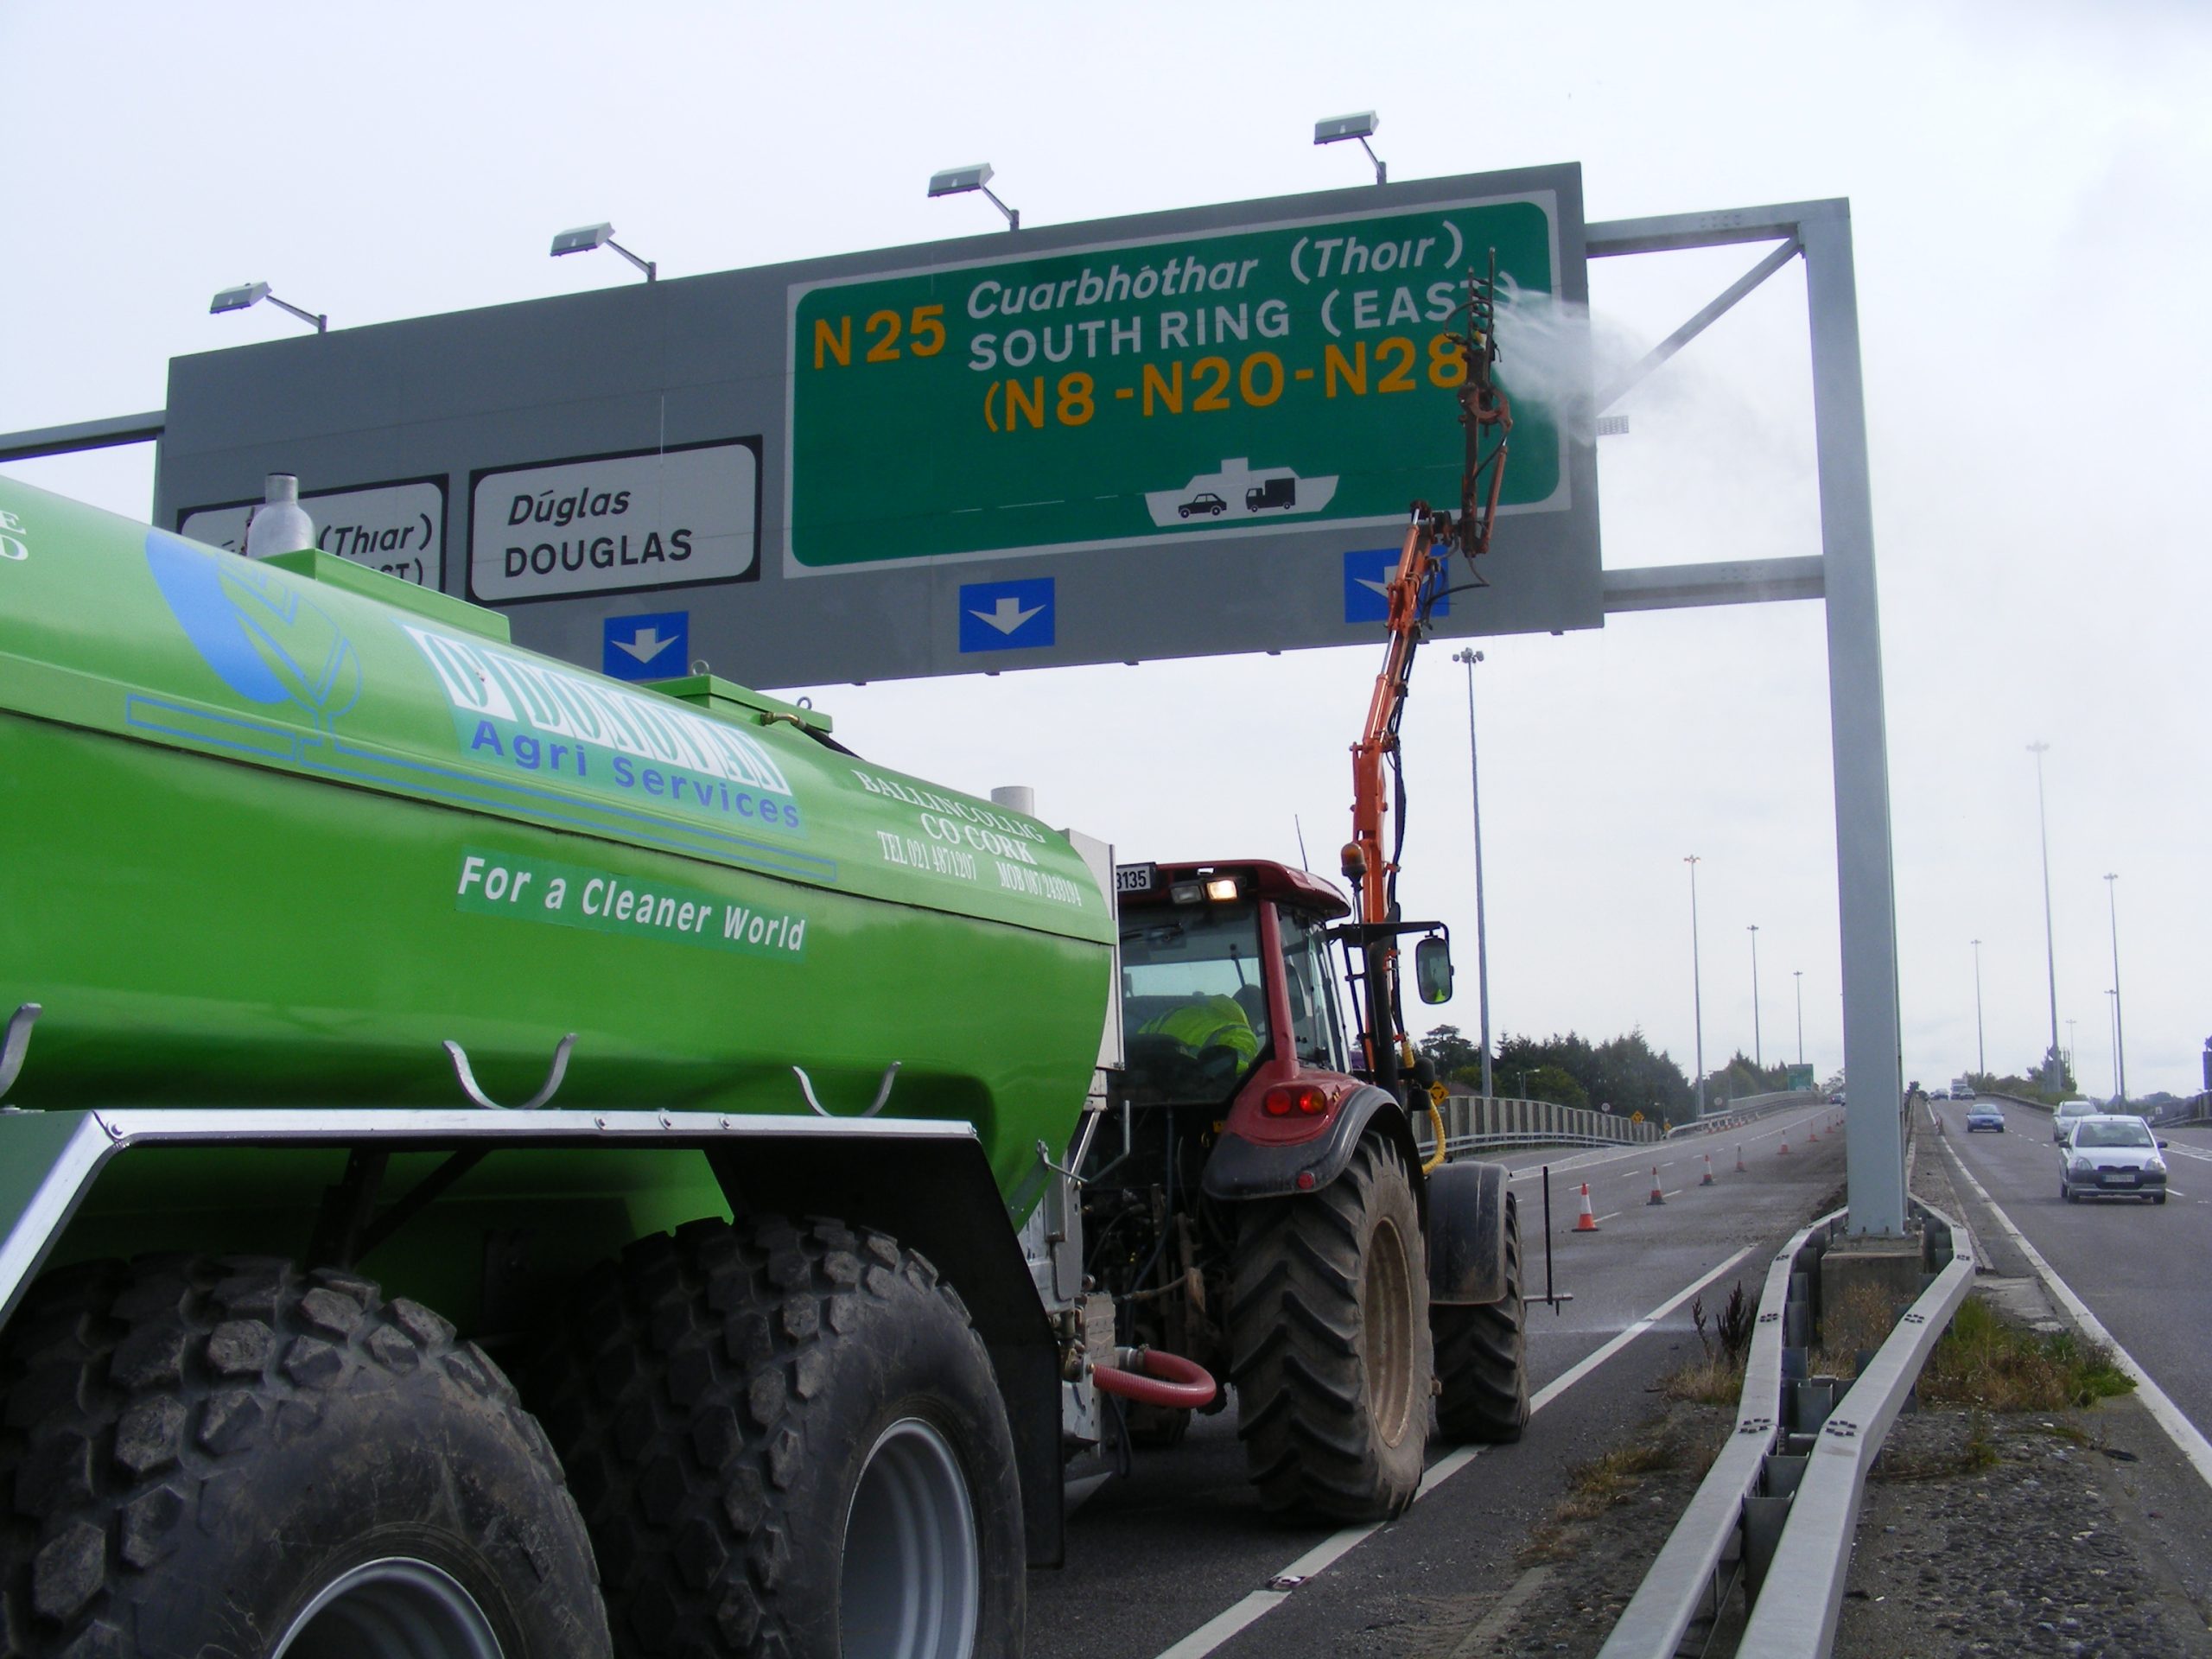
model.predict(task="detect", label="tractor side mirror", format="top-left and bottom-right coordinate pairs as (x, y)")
top-left (1414, 935), bottom-right (1453, 1005)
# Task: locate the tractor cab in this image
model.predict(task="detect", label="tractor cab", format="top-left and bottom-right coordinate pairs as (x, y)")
top-left (1113, 860), bottom-right (1357, 1111)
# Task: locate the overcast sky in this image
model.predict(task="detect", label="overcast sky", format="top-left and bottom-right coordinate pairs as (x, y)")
top-left (5, 0), bottom-right (2205, 1096)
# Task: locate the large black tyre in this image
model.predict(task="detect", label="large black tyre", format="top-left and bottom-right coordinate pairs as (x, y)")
top-left (0, 1254), bottom-right (609, 1658)
top-left (1432, 1191), bottom-right (1530, 1444)
top-left (1229, 1135), bottom-right (1432, 1521)
top-left (530, 1215), bottom-right (1023, 1659)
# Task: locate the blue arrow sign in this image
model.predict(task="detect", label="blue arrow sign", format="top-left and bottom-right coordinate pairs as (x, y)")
top-left (1342, 550), bottom-right (1449, 626)
top-left (958, 578), bottom-right (1056, 653)
top-left (602, 610), bottom-right (689, 681)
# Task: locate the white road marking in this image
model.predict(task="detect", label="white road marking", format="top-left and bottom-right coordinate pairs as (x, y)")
top-left (1942, 1142), bottom-right (2212, 1496)
top-left (1147, 1243), bottom-right (1760, 1659)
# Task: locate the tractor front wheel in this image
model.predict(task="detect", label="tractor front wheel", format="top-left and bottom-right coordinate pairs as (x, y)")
top-left (1432, 1190), bottom-right (1530, 1444)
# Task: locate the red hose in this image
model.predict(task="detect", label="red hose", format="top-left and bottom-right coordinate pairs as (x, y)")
top-left (1092, 1346), bottom-right (1217, 1411)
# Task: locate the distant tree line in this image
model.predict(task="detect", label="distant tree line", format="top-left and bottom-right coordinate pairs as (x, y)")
top-left (1967, 1045), bottom-right (2079, 1105)
top-left (1416, 1026), bottom-right (1812, 1125)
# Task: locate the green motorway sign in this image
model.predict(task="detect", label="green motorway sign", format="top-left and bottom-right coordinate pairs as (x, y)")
top-left (789, 195), bottom-right (1563, 569)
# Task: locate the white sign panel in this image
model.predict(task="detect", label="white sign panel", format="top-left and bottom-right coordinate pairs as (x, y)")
top-left (469, 441), bottom-right (759, 604)
top-left (180, 479), bottom-right (445, 588)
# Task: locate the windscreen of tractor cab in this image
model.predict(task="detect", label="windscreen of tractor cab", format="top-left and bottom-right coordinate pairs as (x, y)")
top-left (1120, 901), bottom-right (1269, 1104)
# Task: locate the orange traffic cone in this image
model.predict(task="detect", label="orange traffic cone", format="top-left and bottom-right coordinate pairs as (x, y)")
top-left (1647, 1167), bottom-right (1666, 1206)
top-left (1778, 1140), bottom-right (1791, 1156)
top-left (1701, 1154), bottom-right (1715, 1186)
top-left (1808, 1123), bottom-right (1820, 1142)
top-left (1574, 1183), bottom-right (1599, 1232)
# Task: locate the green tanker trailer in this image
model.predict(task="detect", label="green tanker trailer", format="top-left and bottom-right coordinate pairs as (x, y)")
top-left (0, 474), bottom-right (1528, 1659)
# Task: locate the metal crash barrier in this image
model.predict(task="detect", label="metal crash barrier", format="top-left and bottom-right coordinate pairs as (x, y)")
top-left (1415, 1094), bottom-right (1663, 1162)
top-left (1596, 1198), bottom-right (1974, 1659)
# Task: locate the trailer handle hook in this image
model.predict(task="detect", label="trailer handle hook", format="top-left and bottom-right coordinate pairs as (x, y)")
top-left (443, 1033), bottom-right (575, 1111)
top-left (792, 1061), bottom-right (900, 1120)
top-left (1033, 1140), bottom-right (1087, 1188)
top-left (0, 1004), bottom-right (41, 1102)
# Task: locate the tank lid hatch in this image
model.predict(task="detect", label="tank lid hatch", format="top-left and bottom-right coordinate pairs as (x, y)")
top-left (645, 672), bottom-right (833, 735)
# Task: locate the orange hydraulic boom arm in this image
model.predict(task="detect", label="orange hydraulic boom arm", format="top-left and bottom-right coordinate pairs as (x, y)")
top-left (1339, 263), bottom-right (1513, 1086)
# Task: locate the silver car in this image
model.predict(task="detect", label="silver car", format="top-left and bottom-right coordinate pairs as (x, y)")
top-left (2059, 1116), bottom-right (2169, 1205)
top-left (2052, 1098), bottom-right (2100, 1143)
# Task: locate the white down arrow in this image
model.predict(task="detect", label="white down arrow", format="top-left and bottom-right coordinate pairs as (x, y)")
top-left (969, 596), bottom-right (1044, 634)
top-left (613, 627), bottom-right (677, 664)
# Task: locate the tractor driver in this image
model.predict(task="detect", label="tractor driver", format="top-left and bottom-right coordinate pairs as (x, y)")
top-left (1140, 992), bottom-right (1262, 1065)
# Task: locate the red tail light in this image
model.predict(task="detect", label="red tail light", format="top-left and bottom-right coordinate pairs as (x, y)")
top-left (1262, 1084), bottom-right (1330, 1117)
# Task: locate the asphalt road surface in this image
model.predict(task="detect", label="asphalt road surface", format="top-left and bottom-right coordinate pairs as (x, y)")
top-left (1027, 1101), bottom-right (1847, 1659)
top-left (1935, 1096), bottom-right (2212, 1446)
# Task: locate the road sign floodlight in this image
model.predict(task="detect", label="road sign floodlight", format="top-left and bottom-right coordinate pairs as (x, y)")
top-left (928, 164), bottom-right (994, 198)
top-left (550, 222), bottom-right (657, 282)
top-left (208, 282), bottom-right (326, 334)
top-left (550, 223), bottom-right (614, 257)
top-left (927, 162), bottom-right (1019, 230)
top-left (1314, 111), bottom-right (1387, 185)
top-left (209, 282), bottom-right (270, 315)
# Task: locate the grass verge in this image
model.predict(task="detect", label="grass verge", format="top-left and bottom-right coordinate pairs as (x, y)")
top-left (1516, 1421), bottom-right (1724, 1567)
top-left (1918, 1294), bottom-right (2133, 1410)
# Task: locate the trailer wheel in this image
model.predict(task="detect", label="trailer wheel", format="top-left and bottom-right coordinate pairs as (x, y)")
top-left (1432, 1191), bottom-right (1530, 1443)
top-left (1229, 1135), bottom-right (1431, 1521)
top-left (0, 1255), bottom-right (607, 1658)
top-left (531, 1216), bottom-right (1022, 1659)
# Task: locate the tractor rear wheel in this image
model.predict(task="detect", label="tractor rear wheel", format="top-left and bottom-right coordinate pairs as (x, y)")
top-left (1229, 1135), bottom-right (1431, 1521)
top-left (1432, 1191), bottom-right (1530, 1443)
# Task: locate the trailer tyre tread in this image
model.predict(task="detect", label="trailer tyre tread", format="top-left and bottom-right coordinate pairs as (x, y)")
top-left (1432, 1191), bottom-right (1530, 1443)
top-left (1228, 1135), bottom-right (1431, 1522)
top-left (0, 1254), bottom-right (608, 1658)
top-left (531, 1213), bottom-right (1023, 1657)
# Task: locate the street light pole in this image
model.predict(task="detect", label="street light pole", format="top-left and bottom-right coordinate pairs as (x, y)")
top-left (1748, 925), bottom-right (1762, 1069)
top-left (1452, 648), bottom-right (1493, 1099)
top-left (1793, 969), bottom-right (1804, 1066)
top-left (2105, 874), bottom-right (2126, 1105)
top-left (2027, 742), bottom-right (2061, 1088)
top-left (2106, 988), bottom-right (2120, 1103)
top-left (1686, 856), bottom-right (1706, 1116)
top-left (1971, 938), bottom-right (1986, 1077)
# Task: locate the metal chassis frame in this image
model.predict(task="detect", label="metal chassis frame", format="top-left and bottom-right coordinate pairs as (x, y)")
top-left (0, 198), bottom-right (1906, 1235)
top-left (1589, 198), bottom-right (1904, 1236)
top-left (0, 1105), bottom-right (986, 1331)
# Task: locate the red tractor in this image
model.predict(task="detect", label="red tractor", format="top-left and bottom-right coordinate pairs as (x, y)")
top-left (1076, 264), bottom-right (1529, 1519)
top-left (1090, 857), bottom-right (1527, 1517)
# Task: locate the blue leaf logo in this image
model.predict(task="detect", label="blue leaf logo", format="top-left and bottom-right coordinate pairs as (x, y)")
top-left (145, 531), bottom-right (360, 728)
